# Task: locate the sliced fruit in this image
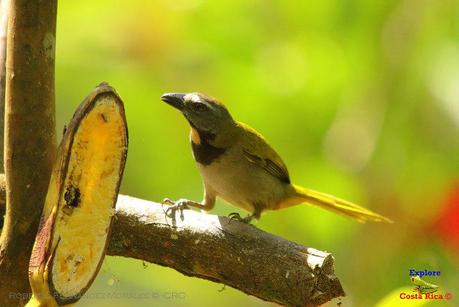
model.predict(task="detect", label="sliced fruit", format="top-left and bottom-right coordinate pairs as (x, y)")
top-left (28, 83), bottom-right (128, 306)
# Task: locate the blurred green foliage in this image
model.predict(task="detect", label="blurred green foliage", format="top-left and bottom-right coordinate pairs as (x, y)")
top-left (56, 0), bottom-right (459, 306)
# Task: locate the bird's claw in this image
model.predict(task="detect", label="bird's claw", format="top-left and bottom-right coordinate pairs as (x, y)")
top-left (162, 198), bottom-right (189, 219)
top-left (228, 212), bottom-right (253, 224)
top-left (228, 212), bottom-right (242, 221)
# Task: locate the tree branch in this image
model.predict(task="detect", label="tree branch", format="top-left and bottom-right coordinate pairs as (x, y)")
top-left (0, 0), bottom-right (57, 305)
top-left (0, 0), bottom-right (8, 173)
top-left (106, 195), bottom-right (345, 306)
top-left (0, 178), bottom-right (344, 306)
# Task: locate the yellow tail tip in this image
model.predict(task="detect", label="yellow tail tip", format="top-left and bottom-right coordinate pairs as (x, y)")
top-left (292, 185), bottom-right (394, 224)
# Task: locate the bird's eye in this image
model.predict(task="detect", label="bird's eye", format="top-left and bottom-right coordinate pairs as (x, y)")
top-left (191, 103), bottom-right (208, 112)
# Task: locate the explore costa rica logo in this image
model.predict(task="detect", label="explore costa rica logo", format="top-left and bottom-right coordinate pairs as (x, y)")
top-left (399, 269), bottom-right (452, 301)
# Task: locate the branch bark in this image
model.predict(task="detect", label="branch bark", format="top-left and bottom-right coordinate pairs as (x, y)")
top-left (110, 195), bottom-right (344, 306)
top-left (0, 180), bottom-right (344, 306)
top-left (0, 0), bottom-right (8, 173)
top-left (0, 0), bottom-right (57, 305)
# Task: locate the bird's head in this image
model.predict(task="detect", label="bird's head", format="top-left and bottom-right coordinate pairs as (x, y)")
top-left (161, 92), bottom-right (235, 135)
top-left (411, 276), bottom-right (421, 284)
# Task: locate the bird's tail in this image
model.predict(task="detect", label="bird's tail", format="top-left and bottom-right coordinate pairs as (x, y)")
top-left (291, 184), bottom-right (393, 223)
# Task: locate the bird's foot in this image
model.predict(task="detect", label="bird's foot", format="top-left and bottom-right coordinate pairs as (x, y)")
top-left (162, 198), bottom-right (190, 219)
top-left (228, 212), bottom-right (242, 221)
top-left (228, 212), bottom-right (253, 224)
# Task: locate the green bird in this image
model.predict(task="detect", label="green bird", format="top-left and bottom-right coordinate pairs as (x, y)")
top-left (161, 92), bottom-right (393, 223)
top-left (411, 276), bottom-right (439, 294)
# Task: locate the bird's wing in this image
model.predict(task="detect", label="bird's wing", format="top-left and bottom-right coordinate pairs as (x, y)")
top-left (238, 122), bottom-right (291, 184)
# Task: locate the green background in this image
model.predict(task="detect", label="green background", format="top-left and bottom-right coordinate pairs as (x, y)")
top-left (55, 1), bottom-right (459, 306)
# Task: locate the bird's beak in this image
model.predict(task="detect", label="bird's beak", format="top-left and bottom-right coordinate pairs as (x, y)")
top-left (161, 93), bottom-right (186, 111)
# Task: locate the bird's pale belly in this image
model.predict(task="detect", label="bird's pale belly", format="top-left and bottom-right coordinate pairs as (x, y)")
top-left (197, 150), bottom-right (287, 213)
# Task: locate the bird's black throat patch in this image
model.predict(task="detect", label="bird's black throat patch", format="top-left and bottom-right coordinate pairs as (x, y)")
top-left (190, 129), bottom-right (226, 165)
